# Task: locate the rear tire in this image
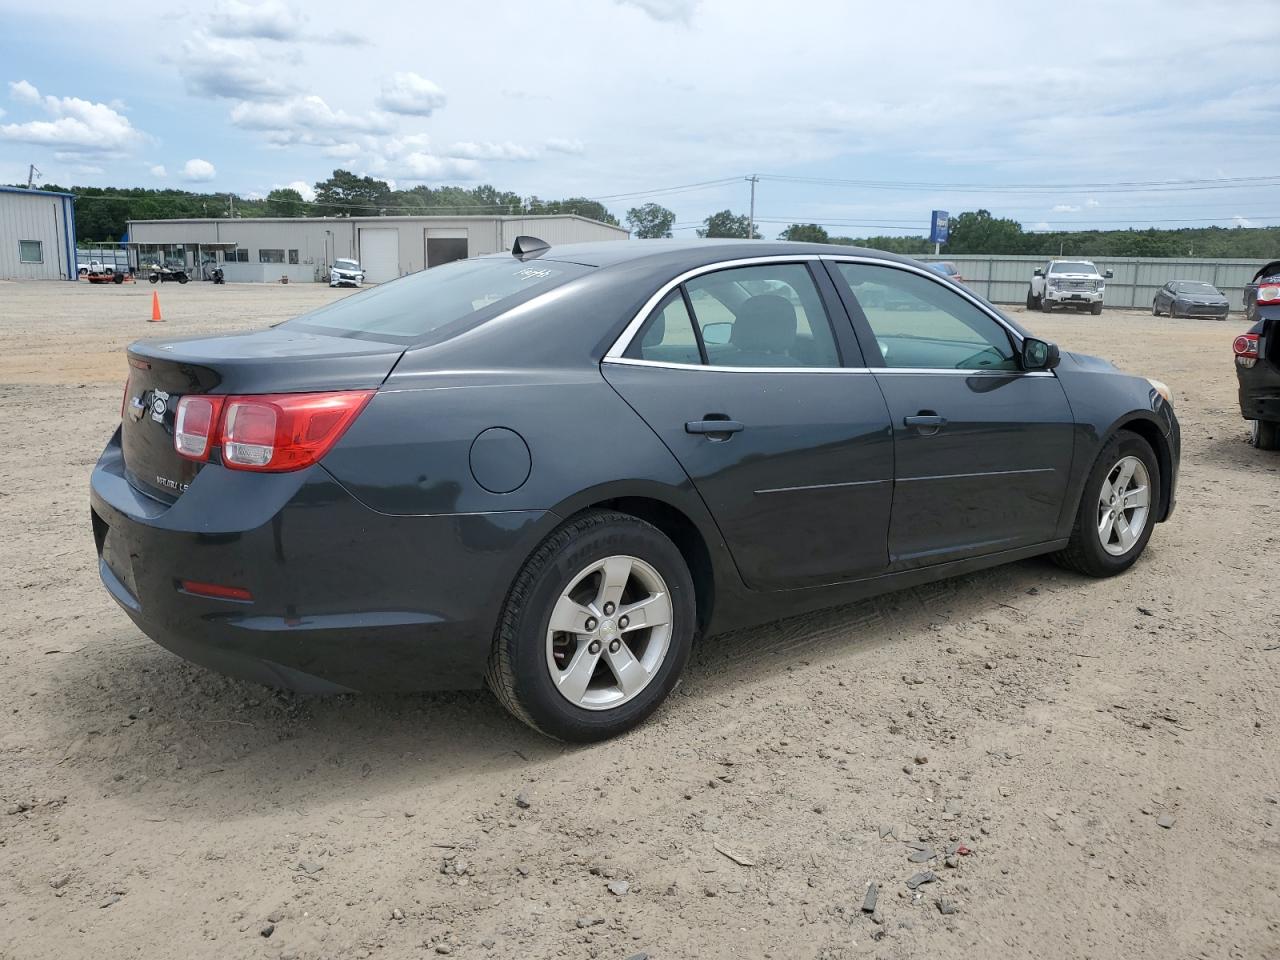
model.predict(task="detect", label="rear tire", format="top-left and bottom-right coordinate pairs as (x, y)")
top-left (1053, 432), bottom-right (1160, 577)
top-left (487, 510), bottom-right (696, 742)
top-left (1251, 419), bottom-right (1280, 450)
top-left (1026, 288), bottom-right (1036, 309)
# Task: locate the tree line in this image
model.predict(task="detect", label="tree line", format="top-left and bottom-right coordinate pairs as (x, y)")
top-left (16, 171), bottom-right (1278, 258)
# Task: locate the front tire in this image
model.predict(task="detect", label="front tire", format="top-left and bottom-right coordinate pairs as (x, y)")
top-left (1251, 419), bottom-right (1280, 450)
top-left (1053, 432), bottom-right (1160, 577)
top-left (1152, 300), bottom-right (1161, 316)
top-left (487, 510), bottom-right (696, 742)
top-left (1091, 301), bottom-right (1103, 315)
top-left (1041, 295), bottom-right (1053, 313)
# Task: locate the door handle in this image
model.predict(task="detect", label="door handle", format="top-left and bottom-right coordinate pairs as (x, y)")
top-left (904, 412), bottom-right (947, 433)
top-left (686, 418), bottom-right (744, 437)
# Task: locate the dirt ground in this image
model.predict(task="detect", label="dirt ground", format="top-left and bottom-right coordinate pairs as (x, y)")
top-left (0, 279), bottom-right (1277, 960)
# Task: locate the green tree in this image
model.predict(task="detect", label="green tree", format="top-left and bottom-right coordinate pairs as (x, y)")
top-left (778, 223), bottom-right (829, 243)
top-left (697, 209), bottom-right (760, 239)
top-left (946, 209), bottom-right (1025, 254)
top-left (626, 202), bottom-right (676, 238)
top-left (312, 169), bottom-right (392, 217)
top-left (265, 188), bottom-right (306, 217)
top-left (525, 196), bottom-right (619, 225)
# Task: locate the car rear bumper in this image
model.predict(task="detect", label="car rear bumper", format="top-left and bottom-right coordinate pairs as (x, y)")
top-left (89, 429), bottom-right (552, 692)
top-left (1238, 360), bottom-right (1280, 422)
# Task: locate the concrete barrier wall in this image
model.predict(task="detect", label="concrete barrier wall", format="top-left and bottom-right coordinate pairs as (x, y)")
top-left (917, 255), bottom-right (1272, 312)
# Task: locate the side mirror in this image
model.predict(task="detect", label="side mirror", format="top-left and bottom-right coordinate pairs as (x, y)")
top-left (1033, 268), bottom-right (1044, 277)
top-left (701, 321), bottom-right (732, 346)
top-left (1022, 337), bottom-right (1060, 371)
top-left (1104, 269), bottom-right (1114, 279)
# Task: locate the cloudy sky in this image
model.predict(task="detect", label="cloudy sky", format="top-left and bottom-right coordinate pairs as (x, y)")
top-left (2, 0), bottom-right (1278, 235)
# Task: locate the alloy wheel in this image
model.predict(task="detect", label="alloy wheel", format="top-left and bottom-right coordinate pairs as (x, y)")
top-left (545, 555), bottom-right (673, 711)
top-left (1096, 455), bottom-right (1151, 557)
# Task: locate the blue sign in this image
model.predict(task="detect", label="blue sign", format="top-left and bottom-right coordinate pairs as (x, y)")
top-left (930, 210), bottom-right (949, 245)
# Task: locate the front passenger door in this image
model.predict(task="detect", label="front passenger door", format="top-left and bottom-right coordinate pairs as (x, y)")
top-left (828, 260), bottom-right (1076, 569)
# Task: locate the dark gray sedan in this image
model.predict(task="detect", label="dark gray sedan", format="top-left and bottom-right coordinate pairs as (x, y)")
top-left (1152, 280), bottom-right (1230, 319)
top-left (90, 239), bottom-right (1180, 741)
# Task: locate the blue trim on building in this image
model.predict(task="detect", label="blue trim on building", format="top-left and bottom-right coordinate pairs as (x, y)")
top-left (62, 194), bottom-right (77, 280)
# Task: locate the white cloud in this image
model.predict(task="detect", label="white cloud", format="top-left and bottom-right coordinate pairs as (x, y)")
top-left (1232, 215), bottom-right (1257, 228)
top-left (178, 32), bottom-right (296, 100)
top-left (1051, 204), bottom-right (1081, 213)
top-left (230, 95), bottom-right (395, 145)
top-left (375, 72), bottom-right (446, 116)
top-left (150, 164), bottom-right (167, 177)
top-left (183, 158), bottom-right (217, 181)
top-left (322, 141), bottom-right (363, 159)
top-left (616, 0), bottom-right (698, 22)
top-left (285, 179), bottom-right (316, 201)
top-left (392, 152), bottom-right (480, 180)
top-left (446, 140), bottom-right (536, 161)
top-left (209, 0), bottom-right (306, 41)
top-left (1085, 198), bottom-right (1101, 208)
top-left (9, 80), bottom-right (40, 105)
top-left (0, 82), bottom-right (142, 153)
top-left (545, 137), bottom-right (585, 155)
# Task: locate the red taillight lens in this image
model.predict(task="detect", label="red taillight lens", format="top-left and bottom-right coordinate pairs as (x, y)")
top-left (179, 579), bottom-right (252, 602)
top-left (1257, 284), bottom-right (1280, 305)
top-left (222, 391), bottom-right (373, 472)
top-left (1233, 333), bottom-right (1259, 359)
top-left (172, 390), bottom-right (372, 471)
top-left (174, 395), bottom-right (225, 460)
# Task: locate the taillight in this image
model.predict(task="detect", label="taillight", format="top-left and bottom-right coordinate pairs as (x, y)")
top-left (174, 395), bottom-right (225, 460)
top-left (174, 390), bottom-right (372, 470)
top-left (1233, 333), bottom-right (1258, 359)
top-left (1257, 283), bottom-right (1280, 305)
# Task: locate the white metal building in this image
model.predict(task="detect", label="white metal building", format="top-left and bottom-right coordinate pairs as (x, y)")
top-left (0, 186), bottom-right (77, 281)
top-left (126, 214), bottom-right (629, 283)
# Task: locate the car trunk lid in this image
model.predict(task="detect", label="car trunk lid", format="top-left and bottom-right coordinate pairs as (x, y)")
top-left (122, 327), bottom-right (403, 503)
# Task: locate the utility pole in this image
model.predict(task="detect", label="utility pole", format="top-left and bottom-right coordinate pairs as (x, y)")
top-left (228, 193), bottom-right (235, 218)
top-left (745, 175), bottom-right (759, 239)
top-left (26, 164), bottom-right (40, 189)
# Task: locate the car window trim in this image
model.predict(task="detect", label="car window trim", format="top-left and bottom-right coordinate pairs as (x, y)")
top-left (820, 255), bottom-right (1043, 375)
top-left (606, 255), bottom-right (836, 364)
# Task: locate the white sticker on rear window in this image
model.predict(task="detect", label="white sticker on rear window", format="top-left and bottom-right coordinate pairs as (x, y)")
top-left (514, 268), bottom-right (553, 280)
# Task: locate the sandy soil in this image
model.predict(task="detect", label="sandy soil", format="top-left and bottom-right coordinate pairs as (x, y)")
top-left (0, 280), bottom-right (1277, 960)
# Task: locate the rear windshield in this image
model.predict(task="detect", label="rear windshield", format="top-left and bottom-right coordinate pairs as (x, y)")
top-left (286, 257), bottom-right (591, 344)
top-left (1050, 261), bottom-right (1097, 274)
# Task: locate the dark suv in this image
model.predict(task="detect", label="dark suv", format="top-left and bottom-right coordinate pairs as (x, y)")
top-left (1236, 260), bottom-right (1280, 449)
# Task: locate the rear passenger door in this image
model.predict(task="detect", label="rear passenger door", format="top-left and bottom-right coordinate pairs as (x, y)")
top-left (602, 259), bottom-right (895, 591)
top-left (827, 259), bottom-right (1075, 569)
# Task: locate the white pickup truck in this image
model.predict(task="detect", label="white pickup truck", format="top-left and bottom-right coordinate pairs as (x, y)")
top-left (1027, 259), bottom-right (1113, 315)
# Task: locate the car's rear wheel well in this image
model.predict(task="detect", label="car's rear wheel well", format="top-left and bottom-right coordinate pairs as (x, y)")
top-left (578, 497), bottom-right (714, 636)
top-left (1115, 419), bottom-right (1172, 520)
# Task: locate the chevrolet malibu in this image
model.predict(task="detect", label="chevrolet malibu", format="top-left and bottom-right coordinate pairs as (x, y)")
top-left (91, 239), bottom-right (1179, 741)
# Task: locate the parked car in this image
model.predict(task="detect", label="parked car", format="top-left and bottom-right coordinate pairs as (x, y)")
top-left (1152, 280), bottom-right (1230, 319)
top-left (926, 261), bottom-right (967, 286)
top-left (1244, 259), bottom-right (1280, 324)
top-left (330, 258), bottom-right (365, 288)
top-left (1027, 259), bottom-right (1113, 314)
top-left (1235, 266), bottom-right (1280, 449)
top-left (91, 239), bottom-right (1179, 741)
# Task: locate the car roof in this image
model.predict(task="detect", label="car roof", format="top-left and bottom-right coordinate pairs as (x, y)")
top-left (478, 238), bottom-right (930, 271)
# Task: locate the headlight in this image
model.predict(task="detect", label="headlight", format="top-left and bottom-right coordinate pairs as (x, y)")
top-left (1047, 279), bottom-right (1059, 288)
top-left (1147, 378), bottom-right (1171, 403)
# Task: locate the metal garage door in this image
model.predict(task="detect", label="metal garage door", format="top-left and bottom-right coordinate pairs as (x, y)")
top-left (358, 228), bottom-right (399, 283)
top-left (425, 227), bottom-right (469, 268)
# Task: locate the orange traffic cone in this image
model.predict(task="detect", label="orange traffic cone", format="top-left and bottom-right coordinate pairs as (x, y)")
top-left (150, 291), bottom-right (164, 322)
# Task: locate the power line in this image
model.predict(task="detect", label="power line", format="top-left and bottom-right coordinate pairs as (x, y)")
top-left (758, 173), bottom-right (1280, 195)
